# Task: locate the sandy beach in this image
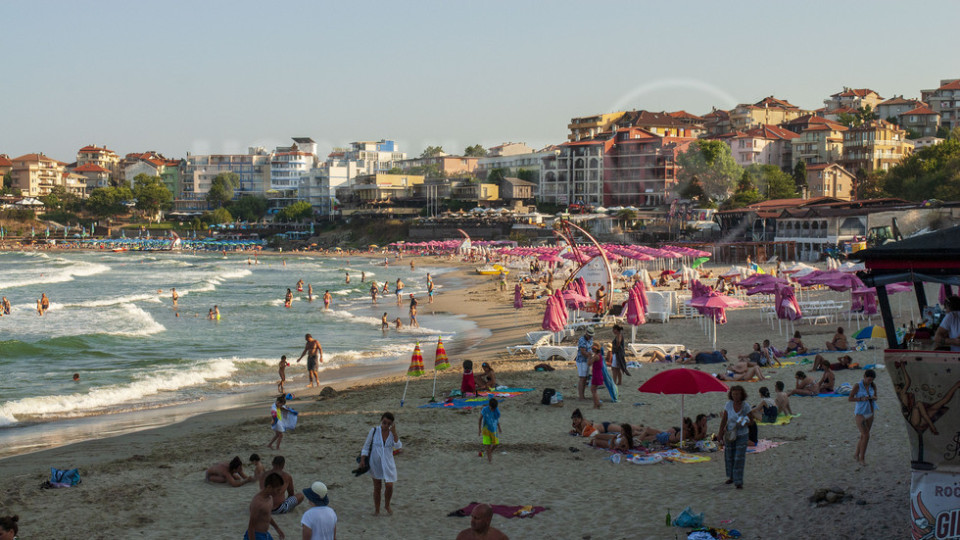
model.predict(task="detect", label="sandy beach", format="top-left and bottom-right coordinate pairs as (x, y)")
top-left (0, 258), bottom-right (913, 539)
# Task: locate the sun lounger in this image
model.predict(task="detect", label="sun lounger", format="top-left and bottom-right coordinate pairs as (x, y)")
top-left (506, 334), bottom-right (552, 355)
top-left (627, 343), bottom-right (686, 358)
top-left (535, 345), bottom-right (579, 362)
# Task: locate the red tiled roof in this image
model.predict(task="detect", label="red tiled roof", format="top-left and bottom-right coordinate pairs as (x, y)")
top-left (0, 155), bottom-right (12, 167)
top-left (12, 153), bottom-right (57, 163)
top-left (702, 109), bottom-right (730, 120)
top-left (744, 124), bottom-right (799, 140)
top-left (937, 80), bottom-right (960, 91)
top-left (804, 122), bottom-right (847, 132)
top-left (902, 105), bottom-right (938, 116)
top-left (745, 96), bottom-right (800, 110)
top-left (73, 163), bottom-right (110, 173)
top-left (878, 96), bottom-right (921, 106)
top-left (667, 110), bottom-right (706, 121)
top-left (619, 110), bottom-right (700, 129)
top-left (831, 88), bottom-right (879, 98)
top-left (828, 106), bottom-right (859, 115)
top-left (78, 145), bottom-right (116, 154)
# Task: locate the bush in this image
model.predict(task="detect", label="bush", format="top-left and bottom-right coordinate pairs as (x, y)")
top-left (41, 210), bottom-right (80, 224)
top-left (1, 208), bottom-right (35, 221)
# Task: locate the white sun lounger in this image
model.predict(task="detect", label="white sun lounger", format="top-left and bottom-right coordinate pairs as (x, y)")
top-left (506, 334), bottom-right (553, 355)
top-left (627, 343), bottom-right (686, 357)
top-left (535, 345), bottom-right (579, 362)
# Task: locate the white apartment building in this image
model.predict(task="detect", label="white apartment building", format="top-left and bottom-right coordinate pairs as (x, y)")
top-left (183, 147), bottom-right (271, 197)
top-left (476, 143), bottom-right (557, 194)
top-left (299, 160), bottom-right (362, 215)
top-left (922, 79), bottom-right (960, 130)
top-left (343, 140), bottom-right (406, 174)
top-left (270, 138), bottom-right (318, 191)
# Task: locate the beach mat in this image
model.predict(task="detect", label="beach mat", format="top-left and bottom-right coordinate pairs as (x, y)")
top-left (419, 388), bottom-right (534, 409)
top-left (449, 502), bottom-right (547, 519)
top-left (746, 439), bottom-right (785, 454)
top-left (797, 392), bottom-right (848, 398)
top-left (758, 414), bottom-right (800, 426)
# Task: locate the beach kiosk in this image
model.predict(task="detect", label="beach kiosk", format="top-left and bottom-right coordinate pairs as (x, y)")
top-left (854, 226), bottom-right (960, 540)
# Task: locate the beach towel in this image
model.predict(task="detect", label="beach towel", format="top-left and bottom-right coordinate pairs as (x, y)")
top-left (449, 502), bottom-right (547, 519)
top-left (744, 439), bottom-right (785, 454)
top-left (797, 392), bottom-right (848, 398)
top-left (757, 414), bottom-right (800, 426)
top-left (419, 389), bottom-right (534, 409)
top-left (48, 467), bottom-right (81, 487)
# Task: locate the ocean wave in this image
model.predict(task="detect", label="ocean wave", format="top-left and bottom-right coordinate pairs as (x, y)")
top-left (0, 356), bottom-right (249, 425)
top-left (56, 293), bottom-right (163, 308)
top-left (0, 303), bottom-right (166, 339)
top-left (0, 260), bottom-right (111, 289)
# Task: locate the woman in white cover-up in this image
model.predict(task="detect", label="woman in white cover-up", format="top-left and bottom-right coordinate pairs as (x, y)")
top-left (360, 412), bottom-right (402, 515)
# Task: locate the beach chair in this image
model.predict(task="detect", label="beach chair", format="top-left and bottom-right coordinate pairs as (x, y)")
top-left (535, 345), bottom-right (579, 362)
top-left (506, 334), bottom-right (552, 355)
top-left (645, 291), bottom-right (671, 323)
top-left (627, 343), bottom-right (686, 357)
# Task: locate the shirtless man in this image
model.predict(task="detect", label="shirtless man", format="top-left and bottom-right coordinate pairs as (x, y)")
top-left (307, 284), bottom-right (313, 302)
top-left (206, 456), bottom-right (255, 487)
top-left (715, 360), bottom-right (765, 382)
top-left (296, 334), bottom-right (322, 388)
top-left (787, 371), bottom-right (817, 396)
top-left (395, 278), bottom-right (404, 306)
top-left (456, 503), bottom-right (509, 540)
top-left (246, 472), bottom-right (286, 540)
top-left (323, 290), bottom-right (332, 310)
top-left (775, 381), bottom-right (793, 415)
top-left (171, 288), bottom-right (178, 307)
top-left (259, 456), bottom-right (303, 516)
top-left (40, 293), bottom-right (50, 314)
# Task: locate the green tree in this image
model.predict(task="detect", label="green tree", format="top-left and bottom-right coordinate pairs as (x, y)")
top-left (205, 207), bottom-right (233, 224)
top-left (837, 105), bottom-right (878, 127)
top-left (2, 172), bottom-right (12, 193)
top-left (677, 140), bottom-right (743, 203)
top-left (793, 160), bottom-right (807, 193)
top-left (228, 195), bottom-right (269, 222)
top-left (463, 144), bottom-right (487, 157)
top-left (679, 178), bottom-right (706, 203)
top-left (746, 164), bottom-right (797, 200)
top-left (857, 170), bottom-right (889, 199)
top-left (132, 174), bottom-right (173, 221)
top-left (881, 138), bottom-right (960, 200)
top-left (276, 201), bottom-right (313, 222)
top-left (724, 170), bottom-right (763, 209)
top-left (516, 168), bottom-right (536, 183)
top-left (85, 186), bottom-right (132, 218)
top-left (205, 172), bottom-right (239, 208)
top-left (420, 146), bottom-right (444, 158)
top-left (487, 167), bottom-right (509, 182)
top-left (40, 185), bottom-right (74, 211)
top-left (950, 126), bottom-right (960, 142)
top-left (387, 166), bottom-right (403, 174)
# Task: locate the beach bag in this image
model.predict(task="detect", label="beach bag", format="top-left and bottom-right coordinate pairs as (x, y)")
top-left (541, 388), bottom-right (556, 405)
top-left (724, 428), bottom-right (738, 443)
top-left (672, 506), bottom-right (704, 528)
top-left (352, 428), bottom-right (376, 477)
top-left (50, 467), bottom-right (81, 486)
top-left (550, 391), bottom-right (564, 406)
top-left (835, 382), bottom-right (853, 396)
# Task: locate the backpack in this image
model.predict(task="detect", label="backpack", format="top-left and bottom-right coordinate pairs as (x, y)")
top-left (541, 388), bottom-right (556, 405)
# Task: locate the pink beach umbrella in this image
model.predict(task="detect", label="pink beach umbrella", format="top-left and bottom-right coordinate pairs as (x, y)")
top-left (513, 283), bottom-right (523, 310)
top-left (624, 288), bottom-right (646, 342)
top-left (686, 295), bottom-right (747, 350)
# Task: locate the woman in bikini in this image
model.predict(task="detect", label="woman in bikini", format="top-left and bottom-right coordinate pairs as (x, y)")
top-left (817, 362), bottom-right (835, 394)
top-left (636, 425), bottom-right (682, 445)
top-left (589, 424), bottom-right (635, 451)
top-left (787, 371), bottom-right (818, 396)
top-left (786, 331), bottom-right (807, 355)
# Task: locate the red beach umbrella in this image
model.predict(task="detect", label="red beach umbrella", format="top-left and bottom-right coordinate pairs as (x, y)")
top-left (638, 368), bottom-right (729, 448)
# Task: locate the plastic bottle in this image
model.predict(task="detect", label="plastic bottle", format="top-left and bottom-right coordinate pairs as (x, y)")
top-left (665, 510), bottom-right (671, 526)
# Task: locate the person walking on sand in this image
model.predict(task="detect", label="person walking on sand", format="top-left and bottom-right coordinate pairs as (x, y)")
top-left (297, 334), bottom-right (322, 388)
top-left (479, 398), bottom-right (502, 464)
top-left (456, 504), bottom-right (509, 540)
top-left (245, 472), bottom-right (286, 540)
top-left (171, 287), bottom-right (178, 307)
top-left (268, 395), bottom-right (294, 450)
top-left (277, 356), bottom-right (288, 394)
top-left (323, 290), bottom-right (332, 310)
top-left (851, 369), bottom-right (877, 466)
top-left (360, 412), bottom-right (402, 516)
top-left (259, 455), bottom-right (304, 515)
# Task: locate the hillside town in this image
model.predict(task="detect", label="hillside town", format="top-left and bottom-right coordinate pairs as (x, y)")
top-left (3, 79), bottom-right (960, 257)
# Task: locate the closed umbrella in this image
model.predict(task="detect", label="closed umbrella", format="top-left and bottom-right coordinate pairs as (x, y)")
top-left (400, 342), bottom-right (425, 407)
top-left (513, 284), bottom-right (523, 310)
top-left (638, 368), bottom-right (729, 448)
top-left (430, 336), bottom-right (450, 402)
top-left (541, 293), bottom-right (568, 344)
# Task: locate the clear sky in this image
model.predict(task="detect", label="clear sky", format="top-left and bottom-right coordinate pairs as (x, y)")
top-left (2, 0), bottom-right (955, 162)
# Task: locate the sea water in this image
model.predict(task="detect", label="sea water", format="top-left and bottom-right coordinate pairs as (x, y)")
top-left (0, 250), bottom-right (477, 454)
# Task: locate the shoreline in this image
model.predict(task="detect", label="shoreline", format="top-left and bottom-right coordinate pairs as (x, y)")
top-left (0, 256), bottom-right (914, 539)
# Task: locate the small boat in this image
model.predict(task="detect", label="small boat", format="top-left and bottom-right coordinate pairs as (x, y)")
top-left (112, 247), bottom-right (128, 252)
top-left (476, 264), bottom-right (508, 276)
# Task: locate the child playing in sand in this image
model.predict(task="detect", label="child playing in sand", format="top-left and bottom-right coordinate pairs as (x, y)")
top-left (277, 355), bottom-right (288, 394)
top-left (461, 360), bottom-right (478, 397)
top-left (775, 381), bottom-right (793, 415)
top-left (479, 398), bottom-right (502, 463)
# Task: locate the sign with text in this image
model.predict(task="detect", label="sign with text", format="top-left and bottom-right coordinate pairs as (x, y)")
top-left (910, 470), bottom-right (960, 539)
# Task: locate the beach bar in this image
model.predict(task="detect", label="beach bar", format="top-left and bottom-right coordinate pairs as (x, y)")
top-left (855, 226), bottom-right (960, 539)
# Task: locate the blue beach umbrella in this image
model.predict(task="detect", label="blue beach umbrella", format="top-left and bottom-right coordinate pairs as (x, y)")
top-left (854, 325), bottom-right (887, 340)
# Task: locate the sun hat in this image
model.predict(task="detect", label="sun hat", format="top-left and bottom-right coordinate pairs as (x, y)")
top-left (303, 481), bottom-right (329, 505)
top-left (585, 327), bottom-right (595, 336)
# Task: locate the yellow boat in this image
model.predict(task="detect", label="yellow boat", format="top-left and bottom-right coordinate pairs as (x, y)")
top-left (476, 264), bottom-right (508, 275)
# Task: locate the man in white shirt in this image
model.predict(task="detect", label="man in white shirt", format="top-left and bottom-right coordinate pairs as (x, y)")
top-left (301, 481), bottom-right (336, 540)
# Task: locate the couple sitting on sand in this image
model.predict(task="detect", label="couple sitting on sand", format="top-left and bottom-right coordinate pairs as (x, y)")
top-left (570, 409), bottom-right (704, 451)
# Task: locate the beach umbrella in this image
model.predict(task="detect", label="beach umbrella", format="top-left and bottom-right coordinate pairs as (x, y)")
top-left (686, 295), bottom-right (746, 350)
top-left (513, 284), bottom-right (523, 310)
top-left (691, 256), bottom-right (710, 269)
top-left (624, 288), bottom-right (645, 342)
top-left (638, 368), bottom-right (729, 448)
top-left (541, 291), bottom-right (568, 344)
top-left (431, 336), bottom-right (450, 402)
top-left (400, 342), bottom-right (425, 407)
top-left (621, 269), bottom-right (637, 277)
top-left (854, 325), bottom-right (887, 340)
